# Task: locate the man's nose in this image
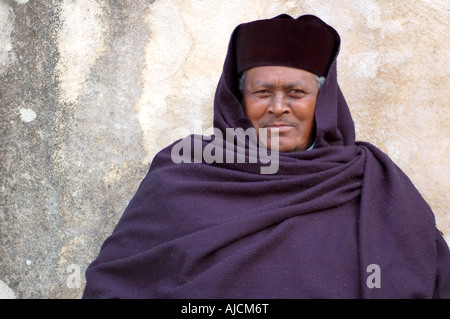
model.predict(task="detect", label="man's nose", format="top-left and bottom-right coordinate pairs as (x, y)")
top-left (268, 92), bottom-right (290, 116)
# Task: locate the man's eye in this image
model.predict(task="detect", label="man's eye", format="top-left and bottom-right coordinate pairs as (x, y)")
top-left (254, 90), bottom-right (271, 96)
top-left (290, 90), bottom-right (306, 97)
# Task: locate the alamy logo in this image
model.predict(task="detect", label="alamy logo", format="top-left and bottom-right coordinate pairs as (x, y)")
top-left (66, 264), bottom-right (81, 289)
top-left (171, 125), bottom-right (280, 174)
top-left (366, 264), bottom-right (381, 289)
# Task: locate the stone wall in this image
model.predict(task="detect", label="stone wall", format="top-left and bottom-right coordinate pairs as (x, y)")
top-left (0, 0), bottom-right (448, 298)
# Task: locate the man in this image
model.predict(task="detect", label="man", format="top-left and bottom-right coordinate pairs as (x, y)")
top-left (83, 14), bottom-right (450, 298)
top-left (240, 66), bottom-right (319, 153)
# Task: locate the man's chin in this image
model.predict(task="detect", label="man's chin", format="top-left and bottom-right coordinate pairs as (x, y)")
top-left (266, 142), bottom-right (301, 153)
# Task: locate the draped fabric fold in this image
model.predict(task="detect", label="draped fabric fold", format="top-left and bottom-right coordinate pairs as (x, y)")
top-left (83, 14), bottom-right (450, 299)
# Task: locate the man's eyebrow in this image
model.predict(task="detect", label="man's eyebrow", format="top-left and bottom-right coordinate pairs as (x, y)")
top-left (250, 81), bottom-right (275, 89)
top-left (250, 80), bottom-right (307, 89)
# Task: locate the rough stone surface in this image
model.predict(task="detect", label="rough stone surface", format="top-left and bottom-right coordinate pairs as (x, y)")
top-left (0, 0), bottom-right (448, 298)
top-left (0, 280), bottom-right (16, 299)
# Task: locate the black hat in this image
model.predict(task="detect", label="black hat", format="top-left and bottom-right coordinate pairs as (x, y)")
top-left (235, 14), bottom-right (339, 76)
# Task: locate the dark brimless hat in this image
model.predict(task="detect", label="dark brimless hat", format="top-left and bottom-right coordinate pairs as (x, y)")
top-left (235, 14), bottom-right (340, 77)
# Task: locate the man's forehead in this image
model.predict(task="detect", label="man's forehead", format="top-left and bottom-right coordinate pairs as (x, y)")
top-left (245, 66), bottom-right (316, 86)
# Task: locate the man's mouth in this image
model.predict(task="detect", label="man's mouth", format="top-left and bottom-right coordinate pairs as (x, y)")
top-left (263, 122), bottom-right (295, 132)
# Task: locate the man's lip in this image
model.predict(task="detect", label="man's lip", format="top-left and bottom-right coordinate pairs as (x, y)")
top-left (263, 123), bottom-right (295, 128)
top-left (263, 123), bottom-right (295, 133)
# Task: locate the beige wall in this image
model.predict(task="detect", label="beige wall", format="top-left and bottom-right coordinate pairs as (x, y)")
top-left (0, 0), bottom-right (448, 298)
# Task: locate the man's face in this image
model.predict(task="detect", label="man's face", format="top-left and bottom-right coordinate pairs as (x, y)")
top-left (242, 66), bottom-right (319, 152)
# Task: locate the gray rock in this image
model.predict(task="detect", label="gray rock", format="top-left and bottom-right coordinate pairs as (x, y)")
top-left (0, 280), bottom-right (16, 299)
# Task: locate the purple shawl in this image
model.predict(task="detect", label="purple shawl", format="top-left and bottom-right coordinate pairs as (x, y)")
top-left (83, 15), bottom-right (450, 299)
